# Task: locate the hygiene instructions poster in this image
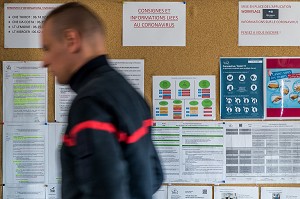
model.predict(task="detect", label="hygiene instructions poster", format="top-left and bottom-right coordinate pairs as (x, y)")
top-left (220, 58), bottom-right (264, 120)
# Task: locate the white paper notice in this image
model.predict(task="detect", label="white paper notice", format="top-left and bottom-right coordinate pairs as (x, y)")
top-left (168, 186), bottom-right (212, 199)
top-left (153, 185), bottom-right (168, 199)
top-left (239, 2), bottom-right (300, 46)
top-left (153, 76), bottom-right (216, 120)
top-left (152, 121), bottom-right (225, 183)
top-left (46, 184), bottom-right (61, 199)
top-left (3, 61), bottom-right (48, 123)
top-left (109, 59), bottom-right (144, 95)
top-left (214, 186), bottom-right (259, 199)
top-left (3, 184), bottom-right (45, 199)
top-left (261, 187), bottom-right (300, 199)
top-left (55, 82), bottom-right (76, 123)
top-left (4, 3), bottom-right (60, 48)
top-left (3, 123), bottom-right (48, 184)
top-left (226, 121), bottom-right (300, 183)
top-left (123, 2), bottom-right (186, 46)
top-left (47, 123), bottom-right (66, 184)
top-left (55, 59), bottom-right (144, 122)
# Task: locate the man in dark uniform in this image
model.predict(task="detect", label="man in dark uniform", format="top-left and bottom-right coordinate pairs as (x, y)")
top-left (42, 2), bottom-right (163, 198)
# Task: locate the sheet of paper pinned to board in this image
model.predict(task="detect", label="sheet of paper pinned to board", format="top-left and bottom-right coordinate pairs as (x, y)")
top-left (123, 2), bottom-right (186, 46)
top-left (3, 61), bottom-right (48, 124)
top-left (55, 59), bottom-right (144, 123)
top-left (153, 185), bottom-right (168, 199)
top-left (225, 121), bottom-right (300, 183)
top-left (47, 123), bottom-right (66, 185)
top-left (153, 76), bottom-right (216, 120)
top-left (152, 121), bottom-right (225, 183)
top-left (4, 3), bottom-right (61, 48)
top-left (261, 187), bottom-right (300, 199)
top-left (3, 184), bottom-right (46, 199)
top-left (3, 123), bottom-right (48, 184)
top-left (214, 186), bottom-right (259, 199)
top-left (168, 186), bottom-right (212, 199)
top-left (239, 2), bottom-right (300, 46)
top-left (55, 81), bottom-right (76, 123)
top-left (46, 184), bottom-right (61, 199)
top-left (108, 59), bottom-right (144, 96)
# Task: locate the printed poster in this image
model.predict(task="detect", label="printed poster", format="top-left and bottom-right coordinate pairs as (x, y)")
top-left (123, 2), bottom-right (186, 46)
top-left (4, 3), bottom-right (60, 48)
top-left (239, 2), bottom-right (300, 46)
top-left (3, 123), bottom-right (48, 184)
top-left (261, 187), bottom-right (300, 199)
top-left (168, 186), bottom-right (212, 199)
top-left (3, 184), bottom-right (45, 199)
top-left (226, 121), bottom-right (300, 184)
top-left (220, 58), bottom-right (264, 120)
top-left (265, 57), bottom-right (300, 119)
top-left (214, 186), bottom-right (259, 199)
top-left (153, 76), bottom-right (216, 120)
top-left (153, 185), bottom-right (168, 199)
top-left (3, 61), bottom-right (48, 123)
top-left (153, 121), bottom-right (225, 183)
top-left (47, 123), bottom-right (65, 184)
top-left (46, 184), bottom-right (61, 199)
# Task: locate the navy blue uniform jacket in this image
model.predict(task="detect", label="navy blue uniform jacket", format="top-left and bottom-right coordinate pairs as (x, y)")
top-left (61, 55), bottom-right (163, 199)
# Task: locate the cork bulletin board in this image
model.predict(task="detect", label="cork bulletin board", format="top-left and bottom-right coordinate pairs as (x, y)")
top-left (1, 0), bottom-right (300, 198)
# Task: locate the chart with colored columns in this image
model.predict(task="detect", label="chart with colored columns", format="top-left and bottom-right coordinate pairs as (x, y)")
top-left (155, 100), bottom-right (170, 117)
top-left (197, 80), bottom-right (211, 98)
top-left (173, 100), bottom-right (183, 119)
top-left (177, 80), bottom-right (192, 98)
top-left (157, 80), bottom-right (173, 99)
top-left (153, 76), bottom-right (216, 120)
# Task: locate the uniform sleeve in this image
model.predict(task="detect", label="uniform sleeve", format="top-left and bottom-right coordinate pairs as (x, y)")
top-left (66, 97), bottom-right (130, 199)
top-left (119, 127), bottom-right (163, 199)
top-left (113, 100), bottom-right (163, 199)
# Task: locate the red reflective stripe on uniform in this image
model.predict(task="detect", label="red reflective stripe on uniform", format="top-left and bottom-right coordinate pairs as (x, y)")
top-left (63, 119), bottom-right (153, 146)
top-left (63, 135), bottom-right (74, 146)
top-left (118, 119), bottom-right (153, 144)
top-left (63, 120), bottom-right (117, 146)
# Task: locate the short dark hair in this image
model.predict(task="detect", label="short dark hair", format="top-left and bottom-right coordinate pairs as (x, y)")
top-left (44, 2), bottom-right (105, 38)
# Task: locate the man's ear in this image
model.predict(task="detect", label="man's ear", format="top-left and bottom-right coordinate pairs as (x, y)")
top-left (63, 29), bottom-right (81, 53)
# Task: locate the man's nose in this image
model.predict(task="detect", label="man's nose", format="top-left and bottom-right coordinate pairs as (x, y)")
top-left (43, 56), bottom-right (49, 68)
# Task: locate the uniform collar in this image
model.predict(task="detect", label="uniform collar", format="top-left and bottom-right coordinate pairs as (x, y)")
top-left (69, 55), bottom-right (109, 93)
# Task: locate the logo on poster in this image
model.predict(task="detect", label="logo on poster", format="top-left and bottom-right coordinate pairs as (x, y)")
top-left (263, 9), bottom-right (279, 19)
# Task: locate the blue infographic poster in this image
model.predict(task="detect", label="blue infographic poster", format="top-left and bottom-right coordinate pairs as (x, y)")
top-left (220, 58), bottom-right (264, 119)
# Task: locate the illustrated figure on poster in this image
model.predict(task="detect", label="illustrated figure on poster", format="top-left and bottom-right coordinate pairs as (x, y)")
top-left (239, 74), bottom-right (245, 81)
top-left (251, 84), bottom-right (257, 91)
top-left (226, 97), bottom-right (232, 104)
top-left (243, 97), bottom-right (249, 103)
top-left (243, 107), bottom-right (249, 113)
top-left (227, 74), bottom-right (233, 81)
top-left (272, 193), bottom-right (280, 199)
top-left (251, 107), bottom-right (258, 113)
top-left (226, 107), bottom-right (232, 113)
top-left (251, 97), bottom-right (257, 104)
top-left (235, 97), bottom-right (241, 104)
top-left (227, 84), bottom-right (234, 91)
top-left (250, 74), bottom-right (257, 81)
top-left (235, 107), bottom-right (241, 113)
